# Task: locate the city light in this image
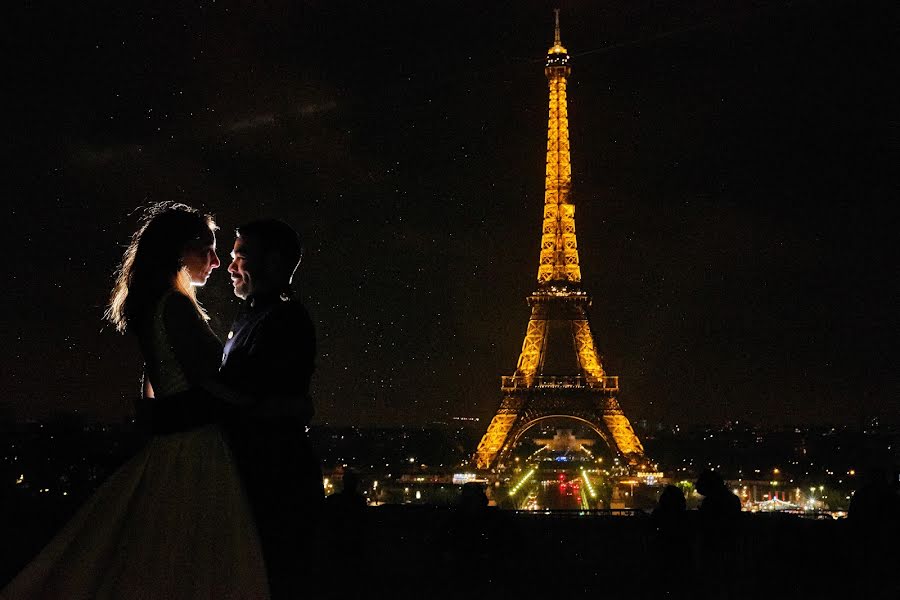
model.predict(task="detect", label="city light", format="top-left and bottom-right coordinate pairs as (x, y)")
top-left (579, 467), bottom-right (597, 498)
top-left (509, 468), bottom-right (537, 496)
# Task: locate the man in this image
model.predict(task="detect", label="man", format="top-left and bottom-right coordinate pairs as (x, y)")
top-left (693, 469), bottom-right (741, 598)
top-left (695, 469), bottom-right (741, 517)
top-left (219, 219), bottom-right (322, 598)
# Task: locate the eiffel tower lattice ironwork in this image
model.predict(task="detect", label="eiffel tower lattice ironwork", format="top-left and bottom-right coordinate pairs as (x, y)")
top-left (474, 11), bottom-right (646, 471)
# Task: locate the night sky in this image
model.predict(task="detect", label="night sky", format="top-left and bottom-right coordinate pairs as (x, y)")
top-left (7, 1), bottom-right (896, 427)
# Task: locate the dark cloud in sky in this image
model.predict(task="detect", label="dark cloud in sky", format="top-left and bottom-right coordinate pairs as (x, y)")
top-left (6, 1), bottom-right (896, 427)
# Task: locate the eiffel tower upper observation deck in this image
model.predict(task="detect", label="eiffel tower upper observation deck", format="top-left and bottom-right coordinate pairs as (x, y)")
top-left (474, 11), bottom-right (646, 471)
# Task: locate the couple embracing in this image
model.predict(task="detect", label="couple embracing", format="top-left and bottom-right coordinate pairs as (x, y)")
top-left (3, 202), bottom-right (320, 599)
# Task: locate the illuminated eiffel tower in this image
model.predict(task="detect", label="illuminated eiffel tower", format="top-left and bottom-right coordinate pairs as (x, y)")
top-left (474, 11), bottom-right (646, 472)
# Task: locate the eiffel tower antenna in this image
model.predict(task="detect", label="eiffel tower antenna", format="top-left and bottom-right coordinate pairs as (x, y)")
top-left (554, 8), bottom-right (562, 47)
top-left (473, 11), bottom-right (647, 474)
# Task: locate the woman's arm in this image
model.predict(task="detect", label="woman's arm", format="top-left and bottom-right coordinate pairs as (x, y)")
top-left (201, 379), bottom-right (255, 406)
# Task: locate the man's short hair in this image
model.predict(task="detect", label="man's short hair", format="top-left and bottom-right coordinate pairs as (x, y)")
top-left (236, 219), bottom-right (304, 278)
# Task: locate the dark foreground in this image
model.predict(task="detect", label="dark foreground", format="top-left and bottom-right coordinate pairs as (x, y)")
top-left (352, 507), bottom-right (895, 600)
top-left (4, 502), bottom-right (897, 599)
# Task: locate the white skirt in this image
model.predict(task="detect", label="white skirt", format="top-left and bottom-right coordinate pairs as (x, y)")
top-left (2, 425), bottom-right (269, 599)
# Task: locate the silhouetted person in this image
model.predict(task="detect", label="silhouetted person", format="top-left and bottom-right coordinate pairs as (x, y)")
top-left (439, 482), bottom-right (502, 589)
top-left (219, 219), bottom-right (322, 599)
top-left (847, 466), bottom-right (900, 599)
top-left (654, 484), bottom-right (687, 520)
top-left (323, 470), bottom-right (368, 599)
top-left (849, 467), bottom-right (899, 525)
top-left (652, 485), bottom-right (691, 598)
top-left (326, 469), bottom-right (367, 512)
top-left (694, 470), bottom-right (741, 600)
top-left (695, 470), bottom-right (741, 519)
top-left (458, 481), bottom-right (489, 514)
top-left (653, 484), bottom-right (688, 541)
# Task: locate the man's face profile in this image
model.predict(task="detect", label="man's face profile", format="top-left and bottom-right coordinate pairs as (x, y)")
top-left (228, 236), bottom-right (257, 299)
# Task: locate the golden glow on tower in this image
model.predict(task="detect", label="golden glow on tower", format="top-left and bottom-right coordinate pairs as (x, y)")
top-left (473, 12), bottom-right (646, 472)
top-left (538, 8), bottom-right (581, 285)
top-left (513, 318), bottom-right (547, 384)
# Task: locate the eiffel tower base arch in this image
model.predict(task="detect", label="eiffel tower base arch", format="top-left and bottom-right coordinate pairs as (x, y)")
top-left (474, 387), bottom-right (645, 474)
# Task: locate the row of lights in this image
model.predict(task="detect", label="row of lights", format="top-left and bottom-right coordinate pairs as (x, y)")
top-left (579, 467), bottom-right (597, 499)
top-left (509, 468), bottom-right (537, 497)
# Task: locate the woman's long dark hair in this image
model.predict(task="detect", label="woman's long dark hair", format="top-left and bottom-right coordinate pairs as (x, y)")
top-left (106, 202), bottom-right (217, 333)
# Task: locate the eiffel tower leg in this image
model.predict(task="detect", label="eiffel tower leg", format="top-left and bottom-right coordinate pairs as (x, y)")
top-left (572, 317), bottom-right (605, 379)
top-left (571, 317), bottom-right (646, 463)
top-left (473, 396), bottom-right (526, 470)
top-left (603, 397), bottom-right (645, 464)
top-left (475, 309), bottom-right (550, 470)
top-left (516, 312), bottom-right (548, 382)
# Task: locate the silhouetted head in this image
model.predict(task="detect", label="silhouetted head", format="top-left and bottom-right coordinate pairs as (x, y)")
top-left (342, 469), bottom-right (360, 494)
top-left (459, 482), bottom-right (489, 512)
top-left (107, 202), bottom-right (219, 332)
top-left (695, 470), bottom-right (725, 497)
top-left (228, 219), bottom-right (303, 300)
top-left (657, 485), bottom-right (687, 512)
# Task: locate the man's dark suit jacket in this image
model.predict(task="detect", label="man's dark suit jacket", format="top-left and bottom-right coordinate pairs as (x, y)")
top-left (220, 292), bottom-right (322, 597)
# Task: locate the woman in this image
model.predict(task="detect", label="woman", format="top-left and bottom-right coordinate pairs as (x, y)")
top-left (2, 203), bottom-right (268, 599)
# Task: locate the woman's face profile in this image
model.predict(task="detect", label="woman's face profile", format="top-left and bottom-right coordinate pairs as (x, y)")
top-left (182, 232), bottom-right (221, 286)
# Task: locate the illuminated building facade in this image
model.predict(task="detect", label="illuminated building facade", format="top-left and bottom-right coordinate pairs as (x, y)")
top-left (474, 11), bottom-right (646, 471)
